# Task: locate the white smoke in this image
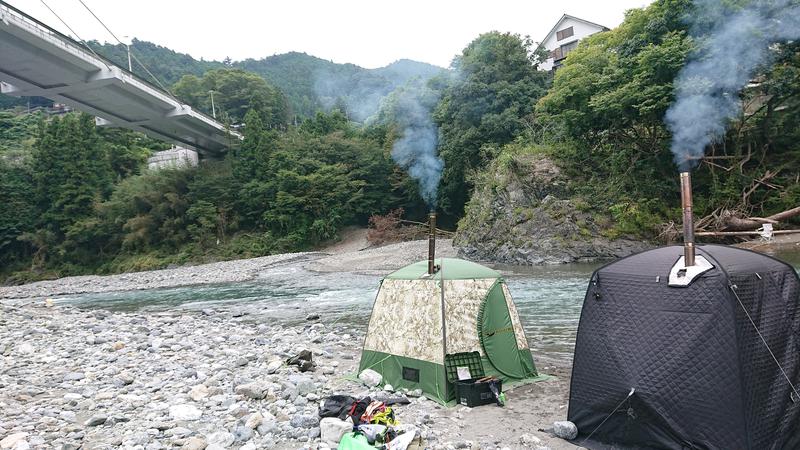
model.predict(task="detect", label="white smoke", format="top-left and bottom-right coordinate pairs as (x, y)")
top-left (665, 0), bottom-right (800, 171)
top-left (386, 83), bottom-right (443, 207)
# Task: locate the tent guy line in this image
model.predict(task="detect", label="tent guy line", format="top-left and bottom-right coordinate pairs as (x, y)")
top-left (730, 283), bottom-right (800, 401)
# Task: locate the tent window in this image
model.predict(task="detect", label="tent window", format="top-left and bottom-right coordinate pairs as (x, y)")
top-left (402, 367), bottom-right (420, 382)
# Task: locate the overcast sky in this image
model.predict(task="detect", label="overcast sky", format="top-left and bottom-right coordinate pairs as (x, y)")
top-left (9, 0), bottom-right (653, 69)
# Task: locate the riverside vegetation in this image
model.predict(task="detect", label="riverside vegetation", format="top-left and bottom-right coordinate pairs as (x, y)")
top-left (2, 0), bottom-right (800, 283)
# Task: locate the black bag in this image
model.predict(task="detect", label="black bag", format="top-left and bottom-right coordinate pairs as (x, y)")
top-left (319, 395), bottom-right (357, 420)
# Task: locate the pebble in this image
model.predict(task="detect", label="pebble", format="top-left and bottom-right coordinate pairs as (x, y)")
top-left (63, 372), bottom-right (85, 381)
top-left (206, 431), bottom-right (234, 447)
top-left (84, 414), bottom-right (108, 426)
top-left (0, 433), bottom-right (28, 449)
top-left (290, 414), bottom-right (319, 428)
top-left (189, 384), bottom-right (210, 401)
top-left (181, 437), bottom-right (207, 450)
top-left (244, 412), bottom-right (263, 429)
top-left (169, 404), bottom-right (202, 421)
top-left (234, 382), bottom-right (267, 400)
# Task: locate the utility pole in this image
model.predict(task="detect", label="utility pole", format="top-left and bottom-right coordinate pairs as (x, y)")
top-left (123, 36), bottom-right (132, 71)
top-left (208, 90), bottom-right (216, 119)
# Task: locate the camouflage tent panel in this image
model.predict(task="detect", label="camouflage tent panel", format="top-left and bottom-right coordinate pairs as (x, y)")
top-left (362, 279), bottom-right (444, 364)
top-left (443, 278), bottom-right (496, 355)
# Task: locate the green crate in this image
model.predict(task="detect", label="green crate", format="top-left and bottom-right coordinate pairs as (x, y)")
top-left (444, 351), bottom-right (485, 382)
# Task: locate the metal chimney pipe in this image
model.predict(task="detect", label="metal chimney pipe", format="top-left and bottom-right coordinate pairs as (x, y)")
top-left (680, 172), bottom-right (695, 266)
top-left (428, 212), bottom-right (436, 275)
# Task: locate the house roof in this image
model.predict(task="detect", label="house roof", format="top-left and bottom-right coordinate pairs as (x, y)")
top-left (537, 14), bottom-right (610, 50)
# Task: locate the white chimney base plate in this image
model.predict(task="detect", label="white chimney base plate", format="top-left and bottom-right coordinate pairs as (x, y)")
top-left (668, 255), bottom-right (714, 287)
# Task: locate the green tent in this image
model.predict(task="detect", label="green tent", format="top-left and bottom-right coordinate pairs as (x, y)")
top-left (358, 258), bottom-right (539, 404)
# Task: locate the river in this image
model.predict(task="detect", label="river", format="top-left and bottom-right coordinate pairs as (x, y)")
top-left (53, 249), bottom-right (800, 363)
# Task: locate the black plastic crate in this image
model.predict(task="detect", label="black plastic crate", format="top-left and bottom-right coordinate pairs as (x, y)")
top-left (445, 352), bottom-right (502, 407)
top-left (444, 351), bottom-right (485, 382)
top-left (454, 378), bottom-right (503, 407)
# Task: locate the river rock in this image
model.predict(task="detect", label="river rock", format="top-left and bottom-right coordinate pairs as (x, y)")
top-left (290, 414), bottom-right (319, 428)
top-left (181, 437), bottom-right (207, 450)
top-left (169, 404), bottom-right (202, 421)
top-left (190, 384), bottom-right (210, 401)
top-left (520, 433), bottom-right (543, 446)
top-left (358, 369), bottom-right (382, 387)
top-left (59, 411), bottom-right (77, 423)
top-left (206, 431), bottom-right (234, 447)
top-left (16, 343), bottom-right (34, 355)
top-left (63, 372), bottom-right (85, 381)
top-left (266, 360), bottom-right (282, 374)
top-left (257, 418), bottom-right (278, 436)
top-left (553, 421), bottom-right (578, 440)
top-left (113, 372), bottom-right (135, 387)
top-left (244, 412), bottom-right (262, 429)
top-left (232, 425), bottom-right (253, 442)
top-left (0, 433), bottom-right (28, 449)
top-left (288, 375), bottom-right (315, 395)
top-left (234, 382), bottom-right (267, 400)
top-left (63, 393), bottom-right (82, 401)
top-left (84, 414), bottom-right (108, 426)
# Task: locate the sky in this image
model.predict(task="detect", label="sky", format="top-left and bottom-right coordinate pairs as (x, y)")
top-left (8, 0), bottom-right (653, 69)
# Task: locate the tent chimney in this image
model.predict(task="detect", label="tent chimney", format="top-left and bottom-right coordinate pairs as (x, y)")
top-left (669, 171), bottom-right (713, 286)
top-left (680, 171), bottom-right (695, 266)
top-left (428, 212), bottom-right (437, 275)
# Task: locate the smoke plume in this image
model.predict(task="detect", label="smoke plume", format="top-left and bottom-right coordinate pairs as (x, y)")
top-left (383, 82), bottom-right (443, 207)
top-left (665, 0), bottom-right (800, 171)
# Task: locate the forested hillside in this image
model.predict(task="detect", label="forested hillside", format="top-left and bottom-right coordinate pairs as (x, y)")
top-left (80, 42), bottom-right (443, 120)
top-left (1, 0), bottom-right (798, 283)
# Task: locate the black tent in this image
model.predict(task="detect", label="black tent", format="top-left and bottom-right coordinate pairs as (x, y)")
top-left (569, 244), bottom-right (800, 450)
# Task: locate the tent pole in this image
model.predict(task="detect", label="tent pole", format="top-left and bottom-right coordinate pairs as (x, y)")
top-left (440, 260), bottom-right (448, 371)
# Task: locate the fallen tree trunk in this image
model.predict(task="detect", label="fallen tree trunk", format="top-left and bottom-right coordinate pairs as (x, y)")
top-left (721, 206), bottom-right (800, 231)
top-left (696, 229), bottom-right (800, 237)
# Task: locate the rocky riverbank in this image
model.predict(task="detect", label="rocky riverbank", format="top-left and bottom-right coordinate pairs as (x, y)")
top-left (0, 300), bottom-right (578, 450)
top-left (454, 155), bottom-right (651, 265)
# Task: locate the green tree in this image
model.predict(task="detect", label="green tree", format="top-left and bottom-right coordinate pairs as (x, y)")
top-left (0, 158), bottom-right (35, 271)
top-left (534, 0), bottom-right (800, 234)
top-left (173, 68), bottom-right (290, 127)
top-left (31, 114), bottom-right (112, 236)
top-left (434, 32), bottom-right (550, 217)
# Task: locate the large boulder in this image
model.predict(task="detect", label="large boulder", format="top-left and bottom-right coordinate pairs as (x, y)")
top-left (358, 369), bottom-right (382, 387)
top-left (455, 155), bottom-right (650, 265)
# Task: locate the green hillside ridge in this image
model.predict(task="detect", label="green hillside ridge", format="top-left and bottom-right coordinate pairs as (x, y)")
top-left (0, 42), bottom-right (443, 120)
top-left (83, 43), bottom-right (444, 120)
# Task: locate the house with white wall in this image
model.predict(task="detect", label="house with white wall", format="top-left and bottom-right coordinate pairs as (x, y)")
top-left (147, 146), bottom-right (199, 171)
top-left (537, 14), bottom-right (609, 71)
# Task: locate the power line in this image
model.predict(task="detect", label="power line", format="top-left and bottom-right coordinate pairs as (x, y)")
top-left (73, 0), bottom-right (177, 99)
top-left (39, 0), bottom-right (110, 70)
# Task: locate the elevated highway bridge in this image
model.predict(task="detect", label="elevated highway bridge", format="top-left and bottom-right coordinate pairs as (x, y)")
top-left (0, 1), bottom-right (240, 157)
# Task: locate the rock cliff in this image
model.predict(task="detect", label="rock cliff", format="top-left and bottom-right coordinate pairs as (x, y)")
top-left (454, 154), bottom-right (651, 264)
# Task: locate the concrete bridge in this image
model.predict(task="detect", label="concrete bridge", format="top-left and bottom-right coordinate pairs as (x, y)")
top-left (0, 1), bottom-right (240, 157)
